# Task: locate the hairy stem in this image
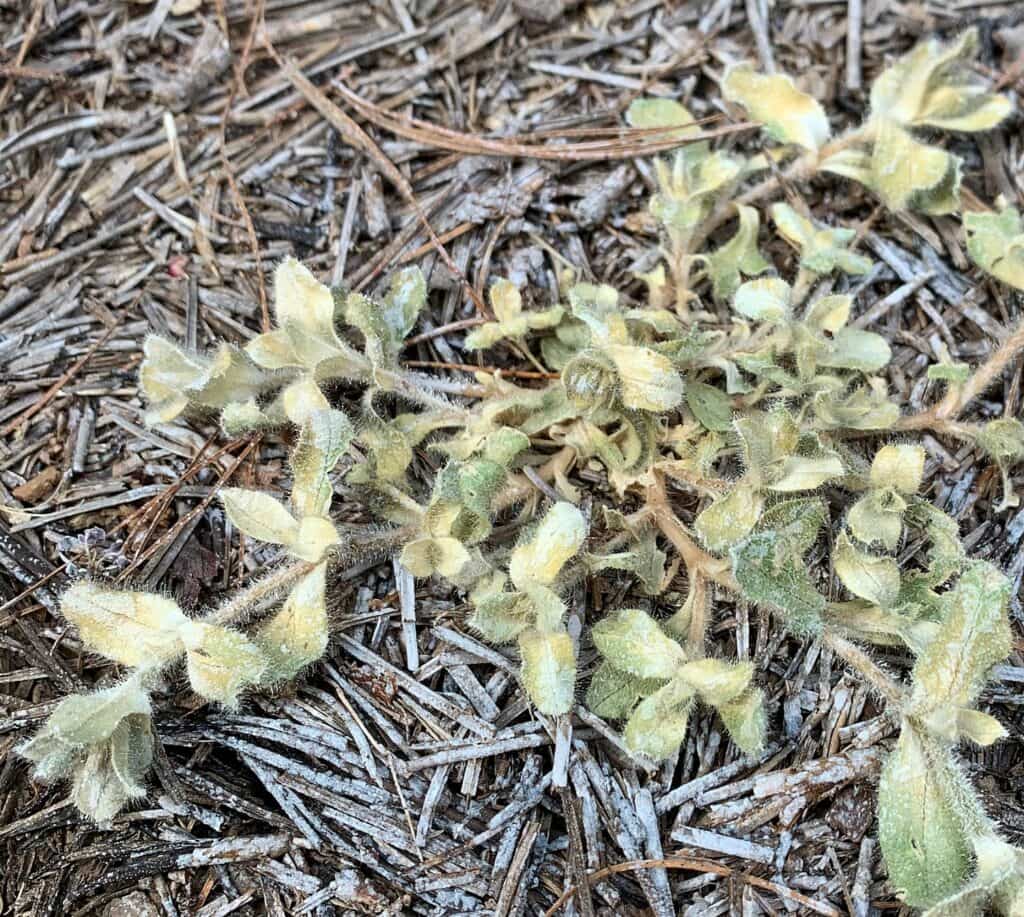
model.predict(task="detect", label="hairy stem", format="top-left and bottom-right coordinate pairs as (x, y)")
top-left (897, 317), bottom-right (1024, 432)
top-left (821, 629), bottom-right (906, 708)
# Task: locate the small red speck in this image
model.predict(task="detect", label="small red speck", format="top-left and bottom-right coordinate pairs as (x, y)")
top-left (168, 255), bottom-right (189, 278)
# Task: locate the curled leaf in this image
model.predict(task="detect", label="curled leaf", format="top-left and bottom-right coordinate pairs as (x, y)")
top-left (723, 65), bottom-right (830, 150)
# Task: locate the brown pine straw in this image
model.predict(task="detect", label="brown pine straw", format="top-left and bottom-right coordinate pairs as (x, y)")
top-left (542, 855), bottom-right (844, 917)
top-left (330, 78), bottom-right (754, 161)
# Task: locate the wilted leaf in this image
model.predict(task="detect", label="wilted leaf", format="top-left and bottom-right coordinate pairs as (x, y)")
top-left (878, 727), bottom-right (973, 908)
top-left (519, 627), bottom-right (576, 715)
top-left (62, 582), bottom-right (187, 667)
top-left (182, 621), bottom-right (267, 707)
top-left (592, 608), bottom-right (687, 680)
top-left (723, 65), bottom-right (830, 150)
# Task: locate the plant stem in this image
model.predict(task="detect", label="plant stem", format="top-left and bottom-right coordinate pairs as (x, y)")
top-left (207, 560), bottom-right (311, 626)
top-left (821, 629), bottom-right (906, 708)
top-left (897, 317), bottom-right (1024, 433)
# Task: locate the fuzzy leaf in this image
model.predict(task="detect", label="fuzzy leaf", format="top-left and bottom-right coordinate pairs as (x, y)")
top-left (678, 657), bottom-right (753, 704)
top-left (871, 119), bottom-right (961, 214)
top-left (24, 679), bottom-right (151, 753)
top-left (871, 444), bottom-right (926, 494)
top-left (819, 327), bottom-right (892, 373)
top-left (723, 65), bottom-right (830, 150)
top-left (731, 531), bottom-right (826, 634)
top-left (626, 98), bottom-right (704, 146)
top-left (586, 661), bottom-right (660, 719)
top-left (757, 497), bottom-right (827, 554)
top-left (182, 622), bottom-right (267, 707)
top-left (705, 204), bottom-right (771, 299)
top-left (910, 561), bottom-right (1011, 715)
top-left (469, 592), bottom-right (531, 644)
top-left (695, 485), bottom-right (764, 554)
top-left (509, 502), bottom-right (588, 588)
top-left (591, 608), bottom-right (687, 680)
top-left (771, 203), bottom-right (872, 276)
top-left (275, 257), bottom-right (336, 335)
top-left (61, 583), bottom-right (187, 667)
top-left (718, 687), bottom-right (767, 754)
top-left (519, 628), bottom-right (576, 715)
top-left (221, 488), bottom-right (300, 546)
top-left (878, 727), bottom-right (972, 908)
top-left (623, 677), bottom-right (695, 760)
top-left (964, 207), bottom-right (1024, 291)
top-left (848, 489), bottom-right (906, 551)
top-left (280, 375), bottom-right (330, 427)
top-left (605, 344), bottom-right (685, 412)
top-left (291, 408), bottom-right (353, 518)
top-left (870, 28), bottom-right (1012, 132)
top-left (835, 532), bottom-right (901, 607)
top-left (401, 536), bottom-right (471, 579)
top-left (290, 515), bottom-right (340, 563)
top-left (733, 277), bottom-right (791, 323)
top-left (767, 453), bottom-right (845, 492)
top-left (686, 380), bottom-right (733, 432)
top-left (257, 562), bottom-right (329, 683)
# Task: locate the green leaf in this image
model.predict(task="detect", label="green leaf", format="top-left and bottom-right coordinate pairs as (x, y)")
top-left (733, 277), bottom-right (791, 323)
top-left (61, 583), bottom-right (187, 668)
top-left (878, 727), bottom-right (973, 908)
top-left (848, 489), bottom-right (906, 551)
top-left (767, 453), bottom-right (845, 492)
top-left (718, 687), bottom-right (767, 754)
top-left (400, 535), bottom-right (471, 579)
top-left (509, 502), bottom-right (588, 588)
top-left (834, 532), bottom-right (901, 607)
top-left (871, 444), bottom-right (926, 494)
top-left (870, 27), bottom-right (1011, 132)
top-left (771, 203), bottom-right (872, 276)
top-left (757, 497), bottom-right (827, 554)
top-left (678, 658), bottom-right (753, 704)
top-left (819, 327), bottom-right (891, 373)
top-left (626, 98), bottom-right (705, 149)
top-left (695, 485), bottom-right (764, 554)
top-left (964, 207), bottom-right (1024, 291)
top-left (705, 204), bottom-right (771, 299)
top-left (26, 679), bottom-right (151, 751)
top-left (221, 488), bottom-right (300, 546)
top-left (181, 621), bottom-right (267, 708)
top-left (591, 608), bottom-right (687, 680)
top-left (686, 380), bottom-right (733, 432)
top-left (256, 562), bottom-right (329, 683)
top-left (910, 561), bottom-right (1011, 714)
top-left (870, 119), bottom-right (961, 214)
top-left (291, 407), bottom-right (353, 518)
top-left (731, 531), bottom-right (826, 634)
top-left (623, 677), bottom-right (695, 760)
top-left (469, 592), bottom-right (531, 644)
top-left (586, 661), bottom-right (661, 719)
top-left (605, 344), bottom-right (685, 412)
top-left (722, 65), bottom-right (830, 150)
top-left (519, 627), bottom-right (576, 715)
